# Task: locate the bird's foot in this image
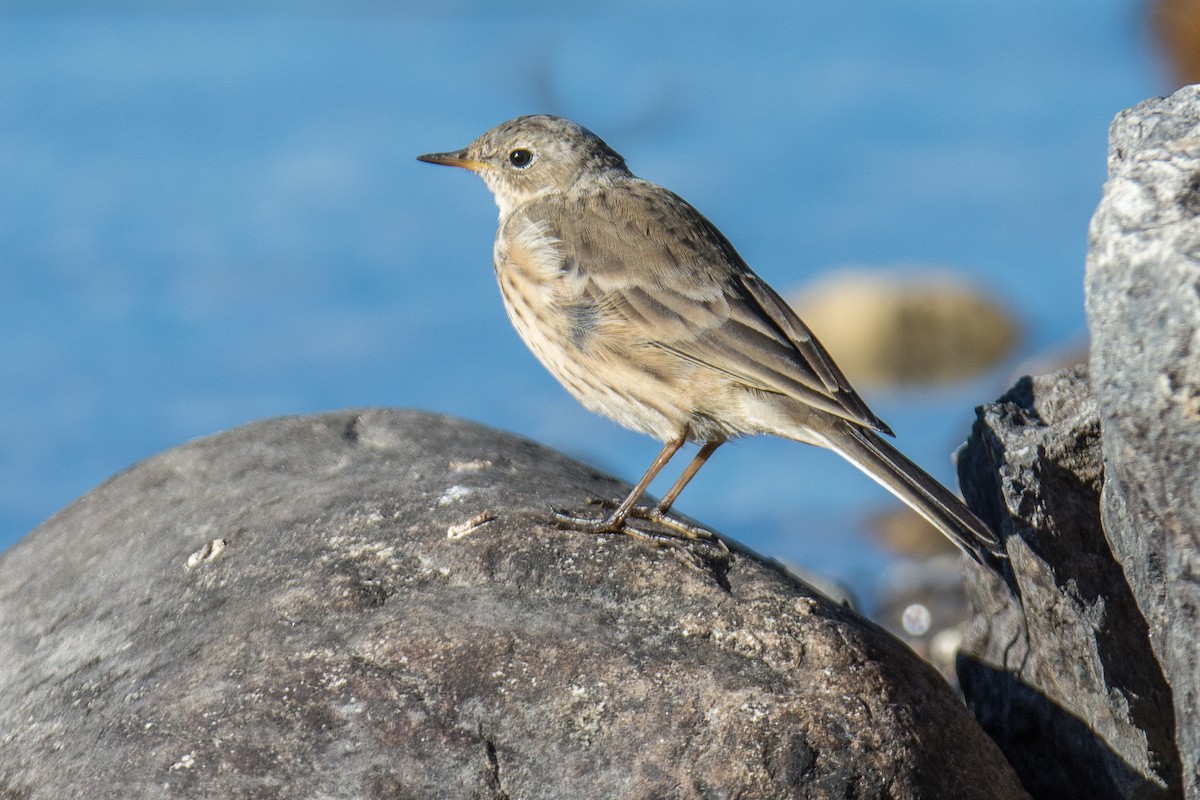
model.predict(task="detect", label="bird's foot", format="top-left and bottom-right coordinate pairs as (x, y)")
top-left (551, 498), bottom-right (728, 556)
top-left (623, 505), bottom-right (725, 546)
top-left (552, 502), bottom-right (731, 578)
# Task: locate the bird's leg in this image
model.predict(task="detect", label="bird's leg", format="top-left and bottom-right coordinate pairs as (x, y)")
top-left (553, 435), bottom-right (686, 533)
top-left (655, 439), bottom-right (722, 515)
top-left (625, 440), bottom-right (723, 541)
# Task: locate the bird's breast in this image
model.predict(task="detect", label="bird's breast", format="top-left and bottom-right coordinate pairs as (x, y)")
top-left (494, 214), bottom-right (597, 353)
top-left (489, 210), bottom-right (752, 442)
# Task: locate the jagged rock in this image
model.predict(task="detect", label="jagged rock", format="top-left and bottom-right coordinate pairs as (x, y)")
top-left (1086, 85), bottom-right (1200, 800)
top-left (954, 86), bottom-right (1200, 800)
top-left (0, 409), bottom-right (1025, 799)
top-left (955, 87), bottom-right (1200, 800)
top-left (957, 366), bottom-right (1180, 800)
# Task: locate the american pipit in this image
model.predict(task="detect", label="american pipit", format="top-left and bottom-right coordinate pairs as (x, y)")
top-left (418, 115), bottom-right (1001, 564)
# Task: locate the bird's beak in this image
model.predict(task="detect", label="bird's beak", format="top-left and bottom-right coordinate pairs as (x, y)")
top-left (416, 148), bottom-right (488, 172)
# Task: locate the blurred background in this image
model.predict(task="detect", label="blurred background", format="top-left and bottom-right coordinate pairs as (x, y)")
top-left (0, 0), bottom-right (1191, 651)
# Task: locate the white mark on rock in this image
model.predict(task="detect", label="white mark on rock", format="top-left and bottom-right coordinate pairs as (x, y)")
top-left (449, 459), bottom-right (493, 472)
top-left (185, 539), bottom-right (227, 570)
top-left (437, 485), bottom-right (473, 506)
top-left (169, 752), bottom-right (196, 771)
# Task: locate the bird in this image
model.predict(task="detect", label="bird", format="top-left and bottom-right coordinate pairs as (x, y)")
top-left (417, 114), bottom-right (1001, 565)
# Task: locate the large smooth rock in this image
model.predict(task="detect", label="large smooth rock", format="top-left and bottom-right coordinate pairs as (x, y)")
top-left (1086, 84), bottom-right (1200, 800)
top-left (0, 409), bottom-right (1025, 799)
top-left (957, 367), bottom-right (1180, 800)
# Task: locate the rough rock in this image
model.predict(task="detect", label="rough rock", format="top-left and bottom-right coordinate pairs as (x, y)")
top-left (957, 366), bottom-right (1180, 799)
top-left (0, 409), bottom-right (1026, 799)
top-left (953, 86), bottom-right (1200, 800)
top-left (1086, 84), bottom-right (1200, 800)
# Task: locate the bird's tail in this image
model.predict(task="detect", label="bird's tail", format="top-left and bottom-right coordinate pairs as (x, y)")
top-left (816, 421), bottom-right (1002, 565)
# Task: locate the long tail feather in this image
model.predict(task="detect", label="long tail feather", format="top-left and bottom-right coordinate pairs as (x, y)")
top-left (819, 422), bottom-right (1001, 565)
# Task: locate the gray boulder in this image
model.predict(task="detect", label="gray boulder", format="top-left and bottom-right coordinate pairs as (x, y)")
top-left (0, 409), bottom-right (1026, 799)
top-left (956, 367), bottom-right (1179, 800)
top-left (954, 84), bottom-right (1200, 800)
top-left (1086, 85), bottom-right (1200, 800)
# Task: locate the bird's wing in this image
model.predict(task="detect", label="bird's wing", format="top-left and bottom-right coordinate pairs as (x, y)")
top-left (531, 181), bottom-right (891, 434)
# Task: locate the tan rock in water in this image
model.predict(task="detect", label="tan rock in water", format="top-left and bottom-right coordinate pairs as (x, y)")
top-left (790, 270), bottom-right (1020, 388)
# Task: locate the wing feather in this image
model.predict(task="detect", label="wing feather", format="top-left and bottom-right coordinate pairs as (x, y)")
top-left (526, 180), bottom-right (891, 434)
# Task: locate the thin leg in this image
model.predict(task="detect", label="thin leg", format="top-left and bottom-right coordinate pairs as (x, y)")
top-left (622, 439), bottom-right (724, 542)
top-left (554, 434), bottom-right (687, 533)
top-left (655, 440), bottom-right (722, 514)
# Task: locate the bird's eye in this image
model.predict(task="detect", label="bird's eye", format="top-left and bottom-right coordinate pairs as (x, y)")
top-left (508, 148), bottom-right (533, 169)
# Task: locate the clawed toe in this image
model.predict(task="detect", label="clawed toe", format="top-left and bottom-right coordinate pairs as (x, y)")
top-left (623, 506), bottom-right (723, 544)
top-left (550, 509), bottom-right (624, 534)
top-left (550, 505), bottom-right (728, 556)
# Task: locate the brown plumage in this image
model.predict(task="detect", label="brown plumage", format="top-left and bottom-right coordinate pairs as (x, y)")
top-left (418, 114), bottom-right (1000, 564)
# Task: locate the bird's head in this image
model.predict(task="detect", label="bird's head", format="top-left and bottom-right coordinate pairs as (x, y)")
top-left (418, 115), bottom-right (629, 214)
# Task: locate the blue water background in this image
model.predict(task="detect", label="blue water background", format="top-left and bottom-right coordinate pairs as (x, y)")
top-left (0, 2), bottom-right (1163, 592)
